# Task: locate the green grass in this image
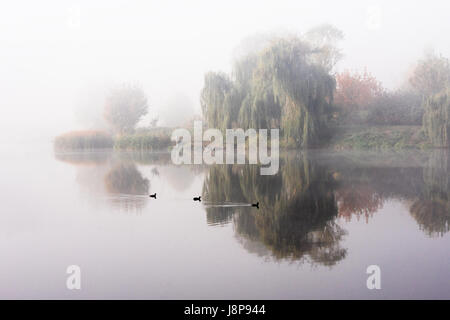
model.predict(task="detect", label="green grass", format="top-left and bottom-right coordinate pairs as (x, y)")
top-left (328, 125), bottom-right (433, 150)
top-left (114, 128), bottom-right (173, 150)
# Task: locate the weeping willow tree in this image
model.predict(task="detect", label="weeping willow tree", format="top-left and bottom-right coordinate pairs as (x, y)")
top-left (200, 36), bottom-right (336, 147)
top-left (258, 38), bottom-right (335, 147)
top-left (200, 72), bottom-right (242, 131)
top-left (423, 88), bottom-right (450, 147)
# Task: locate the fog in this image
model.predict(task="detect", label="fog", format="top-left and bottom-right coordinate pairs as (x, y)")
top-left (1, 0), bottom-right (449, 145)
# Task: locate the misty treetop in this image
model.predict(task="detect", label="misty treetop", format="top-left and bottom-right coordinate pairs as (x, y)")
top-left (104, 84), bottom-right (149, 135)
top-left (201, 34), bottom-right (338, 148)
top-left (409, 52), bottom-right (450, 98)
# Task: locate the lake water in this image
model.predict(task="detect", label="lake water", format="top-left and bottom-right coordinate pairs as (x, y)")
top-left (0, 146), bottom-right (449, 299)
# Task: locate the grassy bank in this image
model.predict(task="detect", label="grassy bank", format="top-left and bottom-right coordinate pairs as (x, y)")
top-left (55, 126), bottom-right (436, 151)
top-left (114, 128), bottom-right (172, 150)
top-left (55, 128), bottom-right (173, 151)
top-left (328, 125), bottom-right (432, 150)
top-left (54, 131), bottom-right (114, 150)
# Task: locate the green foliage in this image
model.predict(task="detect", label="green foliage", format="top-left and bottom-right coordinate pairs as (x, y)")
top-left (114, 129), bottom-right (172, 150)
top-left (423, 88), bottom-right (450, 147)
top-left (367, 90), bottom-right (423, 125)
top-left (200, 72), bottom-right (238, 130)
top-left (54, 131), bottom-right (113, 150)
top-left (200, 36), bottom-right (336, 148)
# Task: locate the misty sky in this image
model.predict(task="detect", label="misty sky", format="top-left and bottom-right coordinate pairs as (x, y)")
top-left (1, 0), bottom-right (449, 144)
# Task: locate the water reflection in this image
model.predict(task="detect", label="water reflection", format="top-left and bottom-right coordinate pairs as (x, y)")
top-left (203, 154), bottom-right (347, 265)
top-left (410, 150), bottom-right (450, 236)
top-left (325, 151), bottom-right (449, 237)
top-left (55, 149), bottom-right (450, 263)
top-left (104, 163), bottom-right (150, 211)
top-left (55, 151), bottom-right (202, 213)
top-left (202, 150), bottom-right (450, 264)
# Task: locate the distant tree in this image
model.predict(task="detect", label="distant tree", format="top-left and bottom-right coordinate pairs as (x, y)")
top-left (104, 84), bottom-right (149, 134)
top-left (334, 69), bottom-right (384, 112)
top-left (409, 53), bottom-right (450, 98)
top-left (304, 24), bottom-right (344, 73)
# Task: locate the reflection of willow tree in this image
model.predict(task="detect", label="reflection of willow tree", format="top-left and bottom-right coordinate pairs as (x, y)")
top-left (203, 154), bottom-right (347, 265)
top-left (104, 163), bottom-right (150, 211)
top-left (410, 150), bottom-right (450, 236)
top-left (202, 165), bottom-right (252, 225)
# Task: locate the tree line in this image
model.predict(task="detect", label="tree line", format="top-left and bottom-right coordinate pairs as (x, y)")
top-left (201, 26), bottom-right (450, 148)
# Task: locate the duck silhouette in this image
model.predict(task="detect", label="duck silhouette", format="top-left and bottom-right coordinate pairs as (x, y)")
top-left (149, 193), bottom-right (157, 199)
top-left (193, 196), bottom-right (201, 202)
top-left (251, 202), bottom-right (259, 209)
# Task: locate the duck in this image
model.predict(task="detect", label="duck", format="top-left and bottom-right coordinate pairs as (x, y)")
top-left (149, 193), bottom-right (157, 199)
top-left (251, 202), bottom-right (259, 209)
top-left (193, 196), bottom-right (201, 202)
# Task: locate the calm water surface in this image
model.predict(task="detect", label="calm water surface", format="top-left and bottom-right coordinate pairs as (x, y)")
top-left (0, 145), bottom-right (449, 299)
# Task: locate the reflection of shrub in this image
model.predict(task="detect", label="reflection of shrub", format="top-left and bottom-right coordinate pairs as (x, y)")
top-left (336, 185), bottom-right (383, 222)
top-left (114, 130), bottom-right (172, 150)
top-left (104, 163), bottom-right (150, 212)
top-left (54, 131), bottom-right (113, 150)
top-left (104, 163), bottom-right (149, 195)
